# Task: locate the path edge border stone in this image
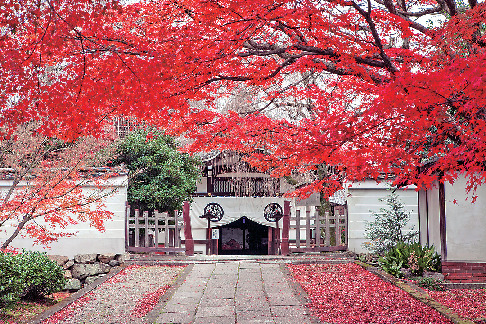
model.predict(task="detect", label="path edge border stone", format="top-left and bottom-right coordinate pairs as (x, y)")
top-left (28, 266), bottom-right (126, 324)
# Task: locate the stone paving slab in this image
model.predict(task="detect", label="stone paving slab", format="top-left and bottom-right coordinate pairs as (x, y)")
top-left (156, 311), bottom-right (195, 323)
top-left (196, 305), bottom-right (235, 318)
top-left (236, 311), bottom-right (274, 323)
top-left (193, 316), bottom-right (236, 324)
top-left (236, 301), bottom-right (269, 312)
top-left (154, 260), bottom-right (318, 324)
top-left (272, 305), bottom-right (311, 316)
top-left (199, 298), bottom-right (235, 307)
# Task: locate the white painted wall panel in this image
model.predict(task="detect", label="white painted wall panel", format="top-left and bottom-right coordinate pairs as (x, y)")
top-left (0, 176), bottom-right (128, 258)
top-left (445, 175), bottom-right (486, 262)
top-left (426, 185), bottom-right (442, 253)
top-left (347, 180), bottom-right (418, 254)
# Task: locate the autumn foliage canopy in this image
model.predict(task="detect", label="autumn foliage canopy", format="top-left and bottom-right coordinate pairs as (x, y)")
top-left (1, 0), bottom-right (485, 196)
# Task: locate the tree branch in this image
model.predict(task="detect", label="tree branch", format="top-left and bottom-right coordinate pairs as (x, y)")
top-left (350, 1), bottom-right (398, 74)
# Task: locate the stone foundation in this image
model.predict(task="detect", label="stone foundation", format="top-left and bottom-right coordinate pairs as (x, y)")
top-left (48, 253), bottom-right (126, 291)
top-left (442, 262), bottom-right (486, 283)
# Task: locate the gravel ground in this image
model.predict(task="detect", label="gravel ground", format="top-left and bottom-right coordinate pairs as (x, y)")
top-left (41, 265), bottom-right (185, 324)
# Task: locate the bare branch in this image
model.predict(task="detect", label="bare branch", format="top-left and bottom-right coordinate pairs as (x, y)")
top-left (397, 6), bottom-right (442, 16)
top-left (443, 0), bottom-right (457, 16)
top-left (313, 58), bottom-right (385, 84)
top-left (350, 1), bottom-right (398, 74)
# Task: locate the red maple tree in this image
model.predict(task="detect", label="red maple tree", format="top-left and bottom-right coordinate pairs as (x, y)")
top-left (1, 0), bottom-right (485, 196)
top-left (0, 122), bottom-right (117, 250)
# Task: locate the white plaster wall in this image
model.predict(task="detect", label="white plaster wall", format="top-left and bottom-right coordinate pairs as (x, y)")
top-left (346, 180), bottom-right (418, 254)
top-left (195, 177), bottom-right (207, 194)
top-left (417, 184), bottom-right (442, 254)
top-left (0, 176), bottom-right (128, 258)
top-left (426, 184), bottom-right (442, 253)
top-left (444, 175), bottom-right (486, 262)
top-left (418, 190), bottom-right (428, 245)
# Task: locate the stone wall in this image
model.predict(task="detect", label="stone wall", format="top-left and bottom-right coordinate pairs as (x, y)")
top-left (48, 253), bottom-right (126, 291)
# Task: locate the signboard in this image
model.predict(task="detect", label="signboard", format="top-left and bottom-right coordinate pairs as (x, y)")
top-left (211, 228), bottom-right (220, 239)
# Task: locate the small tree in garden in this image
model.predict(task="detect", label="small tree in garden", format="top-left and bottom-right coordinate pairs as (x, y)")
top-left (113, 128), bottom-right (200, 212)
top-left (0, 122), bottom-right (118, 250)
top-left (364, 192), bottom-right (418, 255)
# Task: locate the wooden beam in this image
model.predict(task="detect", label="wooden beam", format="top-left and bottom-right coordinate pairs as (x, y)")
top-left (154, 210), bottom-right (160, 249)
top-left (325, 211), bottom-right (330, 246)
top-left (127, 246), bottom-right (185, 253)
top-left (135, 209), bottom-right (140, 248)
top-left (125, 203), bottom-right (130, 251)
top-left (183, 201), bottom-right (194, 256)
top-left (296, 209), bottom-right (301, 248)
top-left (439, 182), bottom-right (447, 261)
top-left (306, 207), bottom-right (311, 248)
top-left (143, 210), bottom-right (149, 247)
top-left (281, 200), bottom-right (290, 255)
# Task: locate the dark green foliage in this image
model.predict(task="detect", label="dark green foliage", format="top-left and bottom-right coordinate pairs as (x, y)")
top-left (378, 244), bottom-right (406, 278)
top-left (379, 242), bottom-right (441, 278)
top-left (0, 251), bottom-right (66, 309)
top-left (410, 277), bottom-right (445, 291)
top-left (364, 192), bottom-right (418, 255)
top-left (113, 128), bottom-right (201, 212)
top-left (0, 252), bottom-right (25, 308)
top-left (17, 251), bottom-right (66, 300)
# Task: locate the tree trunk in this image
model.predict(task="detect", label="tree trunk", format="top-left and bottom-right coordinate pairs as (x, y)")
top-left (1, 215), bottom-right (30, 250)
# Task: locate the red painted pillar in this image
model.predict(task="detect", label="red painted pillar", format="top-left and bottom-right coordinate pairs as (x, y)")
top-left (281, 200), bottom-right (290, 256)
top-left (183, 201), bottom-right (194, 256)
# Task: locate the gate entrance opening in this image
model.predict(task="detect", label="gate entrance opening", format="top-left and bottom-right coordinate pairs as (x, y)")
top-left (218, 217), bottom-right (268, 255)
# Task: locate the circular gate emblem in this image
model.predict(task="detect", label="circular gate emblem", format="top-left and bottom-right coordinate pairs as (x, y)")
top-left (203, 203), bottom-right (224, 222)
top-left (264, 203), bottom-right (283, 222)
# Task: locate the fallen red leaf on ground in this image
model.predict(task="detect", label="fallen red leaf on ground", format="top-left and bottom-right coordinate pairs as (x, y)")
top-left (428, 289), bottom-right (486, 322)
top-left (288, 263), bottom-right (452, 324)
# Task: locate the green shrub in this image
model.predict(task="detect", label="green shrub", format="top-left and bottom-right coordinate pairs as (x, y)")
top-left (17, 251), bottom-right (66, 300)
top-left (112, 128), bottom-right (201, 212)
top-left (364, 192), bottom-right (418, 255)
top-left (405, 242), bottom-right (441, 276)
top-left (379, 242), bottom-right (441, 278)
top-left (378, 243), bottom-right (407, 277)
top-left (0, 250), bottom-right (66, 309)
top-left (411, 277), bottom-right (445, 291)
top-left (0, 252), bottom-right (25, 308)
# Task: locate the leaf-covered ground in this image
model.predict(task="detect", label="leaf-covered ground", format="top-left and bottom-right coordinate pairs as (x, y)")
top-left (428, 289), bottom-right (486, 323)
top-left (288, 263), bottom-right (452, 324)
top-left (0, 292), bottom-right (70, 324)
top-left (41, 265), bottom-right (185, 324)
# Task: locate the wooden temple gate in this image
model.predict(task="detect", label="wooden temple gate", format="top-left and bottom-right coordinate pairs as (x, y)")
top-left (125, 202), bottom-right (347, 255)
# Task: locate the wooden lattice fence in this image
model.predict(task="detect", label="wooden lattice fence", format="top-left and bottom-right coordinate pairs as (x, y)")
top-left (125, 205), bottom-right (184, 254)
top-left (290, 205), bottom-right (347, 252)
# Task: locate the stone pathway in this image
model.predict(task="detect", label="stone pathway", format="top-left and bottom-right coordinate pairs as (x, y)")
top-left (155, 261), bottom-right (315, 324)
